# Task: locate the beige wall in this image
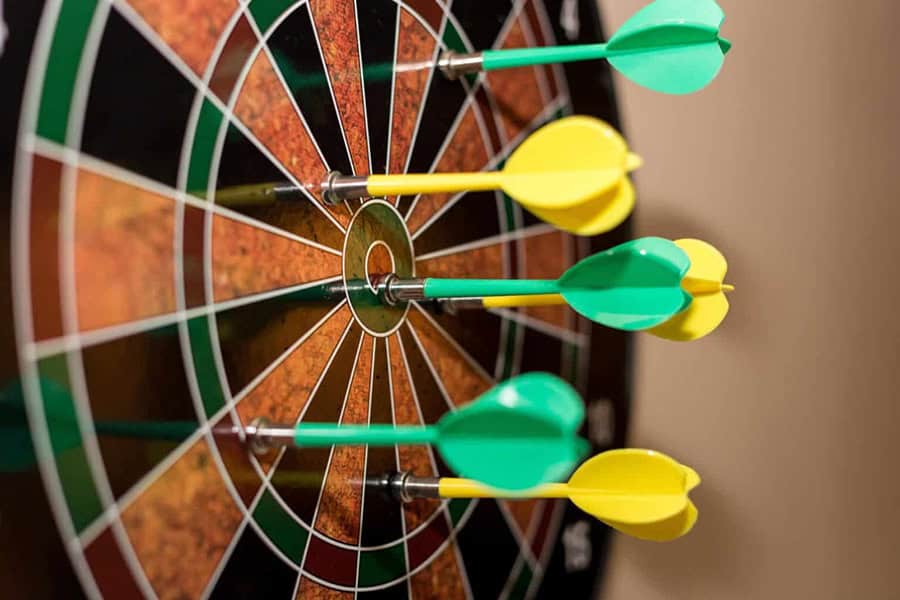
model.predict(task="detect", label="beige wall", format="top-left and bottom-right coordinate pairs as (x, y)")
top-left (597, 1), bottom-right (900, 598)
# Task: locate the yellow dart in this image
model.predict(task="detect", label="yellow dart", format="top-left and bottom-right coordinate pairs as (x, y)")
top-left (388, 449), bottom-right (700, 542)
top-left (322, 116), bottom-right (641, 236)
top-left (446, 238), bottom-right (733, 341)
top-left (649, 238), bottom-right (732, 341)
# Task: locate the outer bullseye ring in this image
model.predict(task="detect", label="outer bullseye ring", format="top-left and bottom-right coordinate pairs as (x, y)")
top-left (342, 200), bottom-right (414, 336)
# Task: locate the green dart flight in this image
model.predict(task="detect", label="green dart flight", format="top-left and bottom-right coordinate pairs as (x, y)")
top-left (248, 372), bottom-right (589, 491)
top-left (381, 237), bottom-right (693, 331)
top-left (439, 0), bottom-right (731, 95)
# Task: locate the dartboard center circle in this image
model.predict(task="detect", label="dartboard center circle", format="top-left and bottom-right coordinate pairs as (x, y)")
top-left (342, 200), bottom-right (414, 336)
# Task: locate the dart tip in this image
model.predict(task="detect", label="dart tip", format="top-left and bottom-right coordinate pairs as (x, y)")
top-left (719, 37), bottom-right (733, 55)
top-left (722, 283), bottom-right (735, 293)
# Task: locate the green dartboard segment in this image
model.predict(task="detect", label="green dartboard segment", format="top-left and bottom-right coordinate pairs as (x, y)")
top-left (480, 0), bottom-right (730, 95)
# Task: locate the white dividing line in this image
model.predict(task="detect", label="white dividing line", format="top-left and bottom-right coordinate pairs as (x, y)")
top-left (110, 0), bottom-right (348, 234)
top-left (415, 223), bottom-right (555, 262)
top-left (354, 337), bottom-right (379, 597)
top-left (403, 320), bottom-right (457, 413)
top-left (411, 303), bottom-right (494, 384)
top-left (297, 330), bottom-right (365, 574)
top-left (384, 4), bottom-right (401, 177)
top-left (353, 0), bottom-right (373, 176)
top-left (11, 2), bottom-right (103, 582)
top-left (28, 135), bottom-right (343, 255)
top-left (488, 307), bottom-right (588, 348)
top-left (26, 275), bottom-right (341, 360)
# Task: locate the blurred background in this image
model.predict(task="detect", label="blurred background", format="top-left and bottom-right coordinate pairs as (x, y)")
top-left (598, 0), bottom-right (900, 597)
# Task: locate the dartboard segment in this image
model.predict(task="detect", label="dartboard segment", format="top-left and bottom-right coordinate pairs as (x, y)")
top-left (309, 0), bottom-right (370, 175)
top-left (122, 0), bottom-right (236, 78)
top-left (518, 230), bottom-right (577, 330)
top-left (388, 7), bottom-right (438, 181)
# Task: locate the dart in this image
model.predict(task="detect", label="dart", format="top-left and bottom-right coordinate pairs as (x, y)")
top-left (382, 237), bottom-right (694, 331)
top-left (439, 0), bottom-right (730, 95)
top-left (323, 116), bottom-right (641, 236)
top-left (386, 449), bottom-right (700, 542)
top-left (247, 372), bottom-right (588, 491)
top-left (442, 239), bottom-right (734, 340)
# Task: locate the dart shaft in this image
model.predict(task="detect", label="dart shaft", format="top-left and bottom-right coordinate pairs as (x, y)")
top-left (481, 294), bottom-right (565, 308)
top-left (424, 278), bottom-right (559, 299)
top-left (366, 172), bottom-right (502, 197)
top-left (482, 43), bottom-right (609, 70)
top-left (292, 423), bottom-right (438, 447)
top-left (439, 478), bottom-right (570, 498)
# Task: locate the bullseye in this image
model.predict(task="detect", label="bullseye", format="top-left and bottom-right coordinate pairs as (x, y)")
top-left (364, 241), bottom-right (395, 293)
top-left (341, 200), bottom-right (414, 336)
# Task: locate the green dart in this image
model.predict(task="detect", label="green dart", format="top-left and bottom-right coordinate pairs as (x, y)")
top-left (439, 0), bottom-right (731, 95)
top-left (248, 372), bottom-right (588, 491)
top-left (380, 237), bottom-right (692, 331)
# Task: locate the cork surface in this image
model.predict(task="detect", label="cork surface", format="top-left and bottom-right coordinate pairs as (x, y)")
top-left (296, 576), bottom-right (354, 600)
top-left (521, 230), bottom-right (574, 329)
top-left (211, 213), bottom-right (341, 301)
top-left (310, 0), bottom-right (369, 175)
top-left (407, 310), bottom-right (492, 408)
top-left (235, 305), bottom-right (353, 447)
top-left (416, 242), bottom-right (505, 280)
top-left (121, 439), bottom-right (243, 600)
top-left (410, 541), bottom-right (467, 600)
top-left (388, 334), bottom-right (441, 530)
top-left (125, 0), bottom-right (235, 76)
top-left (389, 8), bottom-right (436, 181)
top-left (406, 106), bottom-right (490, 233)
top-left (486, 18), bottom-right (547, 142)
top-left (314, 335), bottom-right (373, 543)
top-left (234, 52), bottom-right (349, 227)
top-left (74, 168), bottom-right (176, 332)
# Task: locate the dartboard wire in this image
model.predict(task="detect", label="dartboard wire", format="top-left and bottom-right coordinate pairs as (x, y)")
top-left (10, 3), bottom-right (103, 585)
top-left (301, 0), bottom-right (367, 184)
top-left (51, 2), bottom-right (161, 596)
top-left (383, 3), bottom-right (401, 183)
top-left (295, 331), bottom-right (364, 570)
top-left (76, 301), bottom-right (349, 549)
top-left (499, 497), bottom-right (553, 600)
top-left (27, 136), bottom-right (342, 255)
top-left (410, 302), bottom-right (495, 384)
top-left (26, 274), bottom-right (341, 361)
top-left (396, 0), bottom-right (450, 180)
top-left (415, 222), bottom-right (554, 261)
top-left (531, 0), bottom-right (572, 109)
top-left (235, 4), bottom-right (351, 221)
top-left (109, 0), bottom-right (349, 234)
top-left (353, 0), bottom-right (374, 176)
top-left (515, 1), bottom-right (554, 105)
top-left (353, 337), bottom-right (379, 596)
top-left (401, 78), bottom-right (483, 223)
top-left (402, 320), bottom-right (459, 415)
top-left (488, 308), bottom-right (589, 347)
top-left (384, 336), bottom-right (415, 600)
top-left (408, 94), bottom-right (567, 241)
top-left (199, 317), bottom-right (360, 596)
top-left (524, 499), bottom-right (567, 599)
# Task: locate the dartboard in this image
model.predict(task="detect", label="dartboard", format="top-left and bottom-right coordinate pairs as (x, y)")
top-left (2, 0), bottom-right (631, 597)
